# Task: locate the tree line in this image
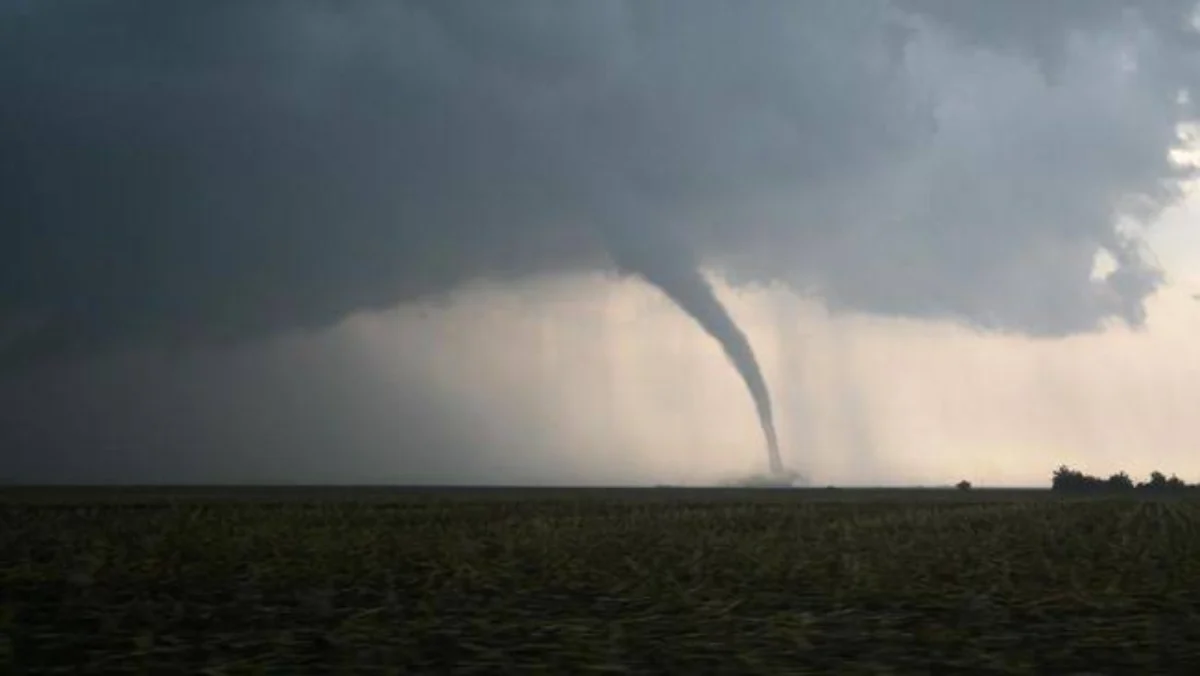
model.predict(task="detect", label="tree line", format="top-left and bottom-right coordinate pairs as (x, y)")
top-left (1050, 466), bottom-right (1198, 494)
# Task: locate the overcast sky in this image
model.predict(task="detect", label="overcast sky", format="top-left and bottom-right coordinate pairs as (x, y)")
top-left (2, 1), bottom-right (1199, 486)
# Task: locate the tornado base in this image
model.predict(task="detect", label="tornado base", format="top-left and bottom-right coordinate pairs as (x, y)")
top-left (724, 468), bottom-right (804, 488)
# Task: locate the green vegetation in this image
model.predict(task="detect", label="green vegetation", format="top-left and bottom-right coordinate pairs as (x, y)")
top-left (1, 486), bottom-right (1199, 673)
top-left (1051, 466), bottom-right (1198, 495)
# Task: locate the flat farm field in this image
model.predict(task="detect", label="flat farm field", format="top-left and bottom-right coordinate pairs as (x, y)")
top-left (2, 487), bottom-right (1199, 673)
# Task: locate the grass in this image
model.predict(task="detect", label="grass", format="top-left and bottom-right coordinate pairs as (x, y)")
top-left (2, 487), bottom-right (1199, 673)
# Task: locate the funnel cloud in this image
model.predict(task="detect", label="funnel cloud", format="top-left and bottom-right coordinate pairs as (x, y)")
top-left (599, 212), bottom-right (782, 474)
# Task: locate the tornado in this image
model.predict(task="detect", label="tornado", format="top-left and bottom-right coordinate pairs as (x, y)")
top-left (601, 224), bottom-right (784, 476)
top-left (644, 263), bottom-right (783, 475)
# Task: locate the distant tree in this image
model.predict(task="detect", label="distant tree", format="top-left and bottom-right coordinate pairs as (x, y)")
top-left (1051, 465), bottom-right (1075, 491)
top-left (956, 479), bottom-right (972, 491)
top-left (1052, 466), bottom-right (1117, 494)
top-left (1138, 471), bottom-right (1169, 492)
top-left (1052, 466), bottom-right (1097, 493)
top-left (1107, 472), bottom-right (1134, 491)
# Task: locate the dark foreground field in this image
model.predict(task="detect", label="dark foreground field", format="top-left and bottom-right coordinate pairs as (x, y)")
top-left (2, 487), bottom-right (1199, 674)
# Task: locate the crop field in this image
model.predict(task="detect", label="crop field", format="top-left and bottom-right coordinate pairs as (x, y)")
top-left (2, 487), bottom-right (1199, 674)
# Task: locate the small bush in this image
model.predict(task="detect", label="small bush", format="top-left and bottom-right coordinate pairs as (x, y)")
top-left (956, 480), bottom-right (972, 491)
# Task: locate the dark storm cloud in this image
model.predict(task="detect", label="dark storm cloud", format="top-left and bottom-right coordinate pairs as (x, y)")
top-left (0, 329), bottom-right (522, 484)
top-left (2, 0), bottom-right (1198, 367)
